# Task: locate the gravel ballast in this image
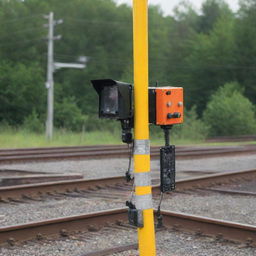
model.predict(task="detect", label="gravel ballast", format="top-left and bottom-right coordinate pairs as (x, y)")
top-left (0, 189), bottom-right (255, 228)
top-left (0, 154), bottom-right (255, 254)
top-left (0, 196), bottom-right (125, 227)
top-left (0, 154), bottom-right (255, 180)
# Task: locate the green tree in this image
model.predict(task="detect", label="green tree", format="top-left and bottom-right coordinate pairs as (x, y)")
top-left (199, 0), bottom-right (231, 33)
top-left (233, 0), bottom-right (256, 104)
top-left (175, 106), bottom-right (209, 140)
top-left (55, 97), bottom-right (86, 131)
top-left (185, 12), bottom-right (236, 113)
top-left (203, 82), bottom-right (256, 136)
top-left (23, 109), bottom-right (44, 133)
top-left (2, 0), bottom-right (256, 133)
top-left (0, 61), bottom-right (45, 124)
top-left (163, 1), bottom-right (199, 98)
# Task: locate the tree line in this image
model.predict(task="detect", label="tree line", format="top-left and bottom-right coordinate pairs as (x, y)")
top-left (0, 0), bottom-right (255, 136)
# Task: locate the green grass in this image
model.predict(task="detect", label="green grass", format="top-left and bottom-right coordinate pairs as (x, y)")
top-left (0, 127), bottom-right (254, 149)
top-left (150, 136), bottom-right (205, 146)
top-left (0, 128), bottom-right (204, 149)
top-left (0, 128), bottom-right (122, 148)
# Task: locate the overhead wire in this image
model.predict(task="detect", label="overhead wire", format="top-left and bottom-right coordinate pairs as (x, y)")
top-left (0, 14), bottom-right (44, 26)
top-left (51, 48), bottom-right (256, 71)
top-left (0, 38), bottom-right (45, 49)
top-left (0, 28), bottom-right (45, 42)
top-left (65, 17), bottom-right (132, 27)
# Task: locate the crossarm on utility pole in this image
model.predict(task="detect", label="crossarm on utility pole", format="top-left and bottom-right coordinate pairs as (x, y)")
top-left (54, 62), bottom-right (86, 71)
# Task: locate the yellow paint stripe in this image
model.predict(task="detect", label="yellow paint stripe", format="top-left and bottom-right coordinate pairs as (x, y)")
top-left (135, 186), bottom-right (151, 195)
top-left (134, 154), bottom-right (150, 172)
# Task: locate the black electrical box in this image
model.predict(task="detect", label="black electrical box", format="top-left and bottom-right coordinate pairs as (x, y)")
top-left (160, 145), bottom-right (176, 192)
top-left (91, 79), bottom-right (133, 120)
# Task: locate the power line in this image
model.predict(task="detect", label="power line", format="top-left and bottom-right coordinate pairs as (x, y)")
top-left (52, 52), bottom-right (256, 70)
top-left (0, 38), bottom-right (44, 48)
top-left (0, 14), bottom-right (44, 25)
top-left (65, 17), bottom-right (173, 29)
top-left (0, 28), bottom-right (44, 42)
top-left (65, 17), bottom-right (132, 27)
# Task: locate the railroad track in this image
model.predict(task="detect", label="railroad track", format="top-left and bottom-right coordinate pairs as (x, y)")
top-left (0, 208), bottom-right (255, 249)
top-left (1, 169), bottom-right (256, 254)
top-left (0, 144), bottom-right (255, 163)
top-left (206, 135), bottom-right (256, 143)
top-left (0, 169), bottom-right (255, 203)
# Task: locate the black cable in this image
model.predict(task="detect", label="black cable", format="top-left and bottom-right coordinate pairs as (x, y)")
top-left (125, 140), bottom-right (134, 182)
top-left (156, 192), bottom-right (164, 228)
top-left (126, 140), bottom-right (135, 209)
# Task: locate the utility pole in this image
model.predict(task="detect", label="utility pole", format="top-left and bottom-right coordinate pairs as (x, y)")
top-left (133, 1), bottom-right (156, 255)
top-left (45, 12), bottom-right (54, 140)
top-left (44, 12), bottom-right (85, 140)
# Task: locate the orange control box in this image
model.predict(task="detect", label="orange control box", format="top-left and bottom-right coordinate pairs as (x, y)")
top-left (155, 87), bottom-right (184, 125)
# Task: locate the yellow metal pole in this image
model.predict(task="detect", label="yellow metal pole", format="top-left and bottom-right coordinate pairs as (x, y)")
top-left (133, 1), bottom-right (156, 255)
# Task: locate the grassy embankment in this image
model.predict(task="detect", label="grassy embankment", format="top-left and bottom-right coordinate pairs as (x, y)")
top-left (0, 127), bottom-right (205, 149)
top-left (1, 127), bottom-right (255, 149)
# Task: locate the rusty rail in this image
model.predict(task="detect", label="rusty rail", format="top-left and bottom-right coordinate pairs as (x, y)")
top-left (202, 188), bottom-right (256, 196)
top-left (174, 169), bottom-right (256, 191)
top-left (0, 208), bottom-right (255, 247)
top-left (0, 176), bottom-right (128, 201)
top-left (0, 144), bottom-right (255, 163)
top-left (1, 169), bottom-right (256, 201)
top-left (161, 210), bottom-right (256, 246)
top-left (0, 208), bottom-right (127, 245)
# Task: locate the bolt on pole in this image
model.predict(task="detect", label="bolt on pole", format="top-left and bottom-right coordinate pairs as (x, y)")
top-left (132, 1), bottom-right (156, 255)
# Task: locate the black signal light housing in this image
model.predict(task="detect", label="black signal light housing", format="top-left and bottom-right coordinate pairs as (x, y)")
top-left (91, 79), bottom-right (133, 144)
top-left (91, 79), bottom-right (133, 120)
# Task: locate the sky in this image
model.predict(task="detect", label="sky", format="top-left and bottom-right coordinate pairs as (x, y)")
top-left (114, 0), bottom-right (240, 16)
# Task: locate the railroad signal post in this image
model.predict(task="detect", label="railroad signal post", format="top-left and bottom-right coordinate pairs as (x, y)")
top-left (132, 0), bottom-right (156, 255)
top-left (91, 1), bottom-right (184, 255)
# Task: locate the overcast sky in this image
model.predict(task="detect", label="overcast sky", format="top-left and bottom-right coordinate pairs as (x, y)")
top-left (114, 0), bottom-right (240, 15)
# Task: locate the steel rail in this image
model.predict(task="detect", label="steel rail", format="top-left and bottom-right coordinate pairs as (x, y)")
top-left (0, 176), bottom-right (128, 201)
top-left (0, 208), bottom-right (255, 247)
top-left (0, 145), bottom-right (255, 163)
top-left (0, 145), bottom-right (125, 155)
top-left (1, 169), bottom-right (256, 201)
top-left (161, 210), bottom-right (256, 246)
top-left (0, 208), bottom-right (127, 245)
top-left (202, 188), bottom-right (256, 196)
top-left (174, 169), bottom-right (256, 191)
top-left (0, 145), bottom-right (238, 156)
